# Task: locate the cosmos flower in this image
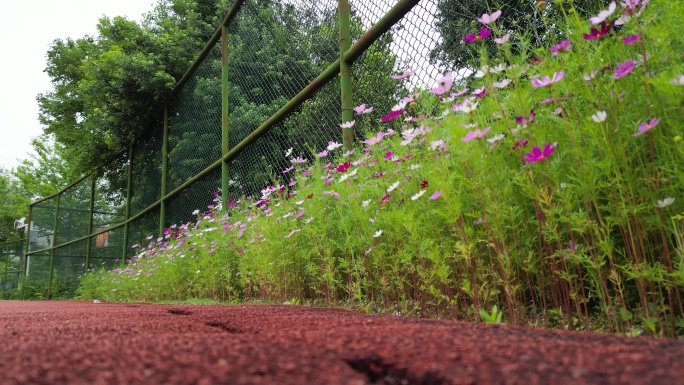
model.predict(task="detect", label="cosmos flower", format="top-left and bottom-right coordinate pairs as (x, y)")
top-left (391, 68), bottom-right (419, 80)
top-left (613, 60), bottom-right (634, 79)
top-left (522, 142), bottom-right (558, 163)
top-left (632, 118), bottom-right (660, 136)
top-left (353, 104), bottom-right (374, 114)
top-left (589, 1), bottom-right (617, 24)
top-left (431, 73), bottom-right (454, 95)
top-left (463, 27), bottom-right (492, 43)
top-left (591, 111), bottom-right (607, 123)
top-left (477, 10), bottom-right (502, 24)
top-left (548, 39), bottom-right (571, 56)
top-left (462, 126), bottom-right (491, 142)
top-left (531, 71), bottom-right (565, 88)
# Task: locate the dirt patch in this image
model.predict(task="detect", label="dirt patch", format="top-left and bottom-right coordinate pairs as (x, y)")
top-left (0, 301), bottom-right (682, 384)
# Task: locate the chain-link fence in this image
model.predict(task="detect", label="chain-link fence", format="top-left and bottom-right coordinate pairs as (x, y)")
top-left (0, 239), bottom-right (23, 299)
top-left (10, 0), bottom-right (605, 298)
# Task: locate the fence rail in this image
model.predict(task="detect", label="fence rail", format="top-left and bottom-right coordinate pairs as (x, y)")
top-left (2, 0), bottom-right (603, 298)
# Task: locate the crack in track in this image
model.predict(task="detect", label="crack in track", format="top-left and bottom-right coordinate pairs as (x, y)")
top-left (206, 321), bottom-right (244, 334)
top-left (345, 355), bottom-right (445, 385)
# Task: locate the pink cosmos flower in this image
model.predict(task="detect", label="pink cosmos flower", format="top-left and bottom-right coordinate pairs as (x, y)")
top-left (431, 73), bottom-right (454, 95)
top-left (515, 109), bottom-right (536, 126)
top-left (622, 34), bottom-right (639, 44)
top-left (613, 60), bottom-right (634, 79)
top-left (353, 104), bottom-right (374, 114)
top-left (451, 88), bottom-right (469, 97)
top-left (290, 156), bottom-right (308, 164)
top-left (583, 20), bottom-right (615, 40)
top-left (391, 68), bottom-right (419, 80)
top-left (462, 126), bottom-right (491, 142)
top-left (492, 79), bottom-right (511, 89)
top-left (522, 142), bottom-right (558, 163)
top-left (494, 33), bottom-right (511, 44)
top-left (463, 27), bottom-right (492, 43)
top-left (323, 191), bottom-right (341, 199)
top-left (429, 190), bottom-right (442, 200)
top-left (340, 120), bottom-right (356, 129)
top-left (548, 39), bottom-right (571, 56)
top-left (632, 118), bottom-right (660, 136)
top-left (384, 151), bottom-right (394, 159)
top-left (381, 109), bottom-right (403, 122)
top-left (589, 1), bottom-right (617, 24)
top-left (362, 132), bottom-right (385, 146)
top-left (531, 70), bottom-right (565, 88)
top-left (315, 150), bottom-right (329, 157)
top-left (477, 10), bottom-right (502, 24)
top-left (472, 86), bottom-right (487, 98)
top-left (283, 166), bottom-right (294, 173)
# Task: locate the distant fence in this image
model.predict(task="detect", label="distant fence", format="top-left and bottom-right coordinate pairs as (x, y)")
top-left (0, 239), bottom-right (23, 298)
top-left (6, 0), bottom-right (601, 298)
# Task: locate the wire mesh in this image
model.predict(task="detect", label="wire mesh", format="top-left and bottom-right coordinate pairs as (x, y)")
top-left (226, 0), bottom-right (340, 149)
top-left (130, 124), bottom-right (164, 214)
top-left (166, 167), bottom-right (222, 228)
top-left (167, 41), bottom-right (223, 193)
top-left (28, 198), bottom-right (57, 253)
top-left (25, 251), bottom-right (51, 281)
top-left (94, 154), bottom-right (129, 231)
top-left (0, 240), bottom-right (23, 298)
top-left (53, 240), bottom-right (87, 279)
top-left (89, 226), bottom-right (125, 269)
top-left (126, 206), bottom-right (161, 259)
top-left (55, 177), bottom-right (93, 246)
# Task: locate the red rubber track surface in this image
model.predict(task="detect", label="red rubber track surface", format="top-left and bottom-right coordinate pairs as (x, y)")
top-left (0, 301), bottom-right (682, 385)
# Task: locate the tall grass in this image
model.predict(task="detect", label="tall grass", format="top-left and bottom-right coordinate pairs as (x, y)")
top-left (80, 0), bottom-right (684, 337)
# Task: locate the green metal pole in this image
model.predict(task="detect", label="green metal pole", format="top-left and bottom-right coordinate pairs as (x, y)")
top-left (160, 107), bottom-right (169, 236)
top-left (22, 205), bottom-right (31, 278)
top-left (339, 0), bottom-right (354, 149)
top-left (84, 175), bottom-right (96, 270)
top-left (221, 25), bottom-right (230, 210)
top-left (47, 193), bottom-right (61, 299)
top-left (122, 147), bottom-right (134, 260)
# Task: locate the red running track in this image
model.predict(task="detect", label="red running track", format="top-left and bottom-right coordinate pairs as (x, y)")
top-left (0, 301), bottom-right (683, 384)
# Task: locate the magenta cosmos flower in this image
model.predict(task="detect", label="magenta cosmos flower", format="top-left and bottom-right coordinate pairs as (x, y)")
top-left (381, 109), bottom-right (403, 122)
top-left (622, 34), bottom-right (639, 44)
top-left (522, 142), bottom-right (558, 163)
top-left (462, 126), bottom-right (491, 142)
top-left (531, 70), bottom-right (565, 88)
top-left (632, 118), bottom-right (660, 136)
top-left (463, 27), bottom-right (492, 43)
top-left (583, 20), bottom-right (615, 40)
top-left (548, 39), bottom-right (571, 56)
top-left (323, 191), bottom-right (341, 199)
top-left (613, 60), bottom-right (634, 79)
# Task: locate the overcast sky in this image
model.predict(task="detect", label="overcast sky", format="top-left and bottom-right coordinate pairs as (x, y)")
top-left (0, 0), bottom-right (154, 171)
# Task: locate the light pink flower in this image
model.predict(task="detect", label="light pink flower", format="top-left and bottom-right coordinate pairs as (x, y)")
top-left (290, 156), bottom-right (308, 164)
top-left (494, 33), bottom-right (510, 44)
top-left (429, 190), bottom-right (442, 200)
top-left (431, 73), bottom-right (454, 95)
top-left (323, 191), bottom-right (341, 199)
top-left (589, 1), bottom-right (617, 25)
top-left (632, 118), bottom-right (660, 136)
top-left (315, 150), bottom-right (329, 157)
top-left (462, 126), bottom-right (491, 142)
top-left (362, 132), bottom-right (385, 146)
top-left (391, 68), bottom-right (419, 80)
top-left (353, 104), bottom-right (374, 114)
top-left (340, 120), bottom-right (356, 129)
top-left (492, 79), bottom-right (511, 89)
top-left (531, 70), bottom-right (565, 88)
top-left (477, 10), bottom-right (502, 24)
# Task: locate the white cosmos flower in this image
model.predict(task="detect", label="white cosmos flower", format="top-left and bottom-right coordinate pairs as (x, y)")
top-left (591, 111), bottom-right (607, 123)
top-left (374, 230), bottom-right (383, 238)
top-left (285, 147), bottom-right (293, 157)
top-left (493, 79), bottom-right (511, 89)
top-left (327, 141), bottom-right (343, 151)
top-left (411, 190), bottom-right (426, 200)
top-left (656, 197), bottom-right (675, 208)
top-left (295, 200), bottom-right (305, 205)
top-left (409, 164), bottom-right (420, 170)
top-left (486, 133), bottom-right (505, 143)
top-left (362, 199), bottom-right (371, 208)
top-left (387, 181), bottom-right (400, 192)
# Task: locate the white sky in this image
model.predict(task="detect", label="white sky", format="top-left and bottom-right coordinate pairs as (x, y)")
top-left (0, 0), bottom-right (154, 171)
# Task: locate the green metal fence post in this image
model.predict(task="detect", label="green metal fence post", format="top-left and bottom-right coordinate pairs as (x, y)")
top-left (221, 24), bottom-right (230, 210)
top-left (160, 107), bottom-right (169, 236)
top-left (47, 193), bottom-right (61, 299)
top-left (22, 205), bottom-right (32, 278)
top-left (339, 0), bottom-right (354, 149)
top-left (84, 175), bottom-right (96, 270)
top-left (122, 147), bottom-right (134, 260)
